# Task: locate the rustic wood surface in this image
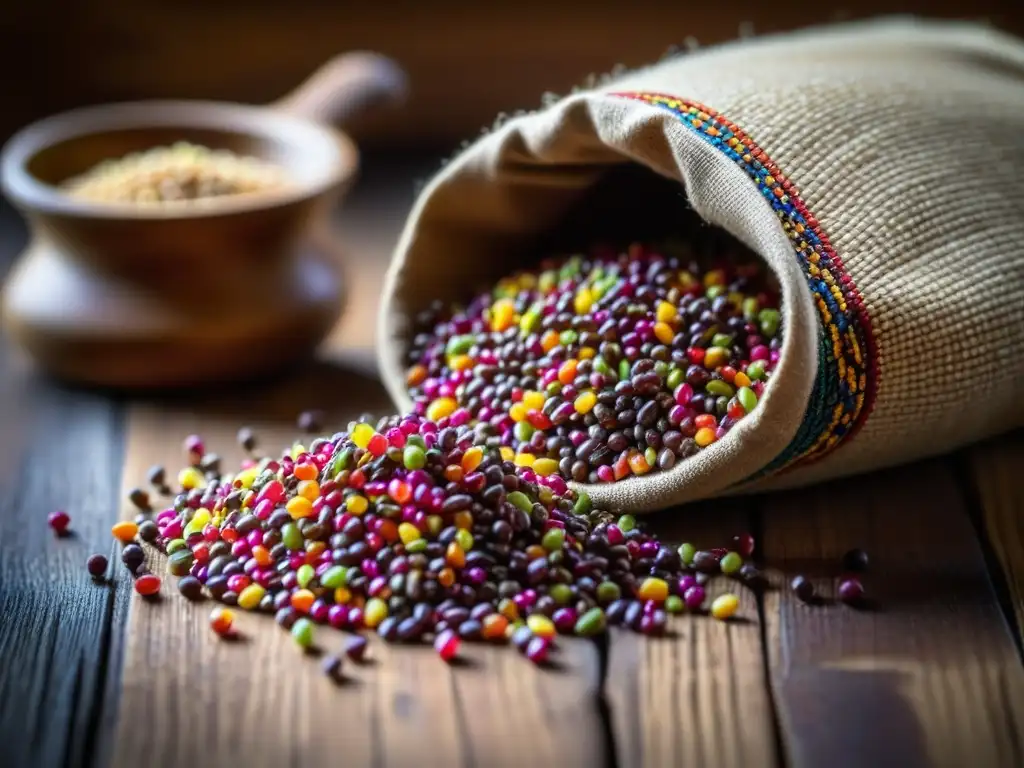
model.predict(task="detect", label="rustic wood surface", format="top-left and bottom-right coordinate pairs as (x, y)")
top-left (1, 155), bottom-right (1022, 768)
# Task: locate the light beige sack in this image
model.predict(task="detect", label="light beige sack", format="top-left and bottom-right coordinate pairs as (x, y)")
top-left (377, 18), bottom-right (1024, 512)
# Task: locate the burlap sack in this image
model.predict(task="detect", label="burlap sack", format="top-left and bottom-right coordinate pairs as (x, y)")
top-left (377, 18), bottom-right (1024, 512)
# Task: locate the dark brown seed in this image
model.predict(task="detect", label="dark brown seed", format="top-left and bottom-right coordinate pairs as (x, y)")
top-left (128, 487), bottom-right (150, 511)
top-left (791, 575), bottom-right (815, 602)
top-left (121, 544), bottom-right (145, 574)
top-left (146, 465), bottom-right (166, 488)
top-left (138, 520), bottom-right (159, 543)
top-left (321, 655), bottom-right (344, 682)
top-left (177, 575), bottom-right (203, 600)
top-left (297, 410), bottom-right (325, 434)
top-left (237, 427), bottom-right (257, 452)
top-left (841, 548), bottom-right (869, 572)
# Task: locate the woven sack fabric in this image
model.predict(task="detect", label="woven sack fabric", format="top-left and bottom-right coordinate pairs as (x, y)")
top-left (378, 18), bottom-right (1024, 512)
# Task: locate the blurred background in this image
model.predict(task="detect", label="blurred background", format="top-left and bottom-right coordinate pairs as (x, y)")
top-left (3, 1), bottom-right (1022, 153)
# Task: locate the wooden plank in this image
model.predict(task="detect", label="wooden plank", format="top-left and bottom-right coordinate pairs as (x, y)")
top-left (0, 204), bottom-right (129, 768)
top-left (112, 385), bottom-right (604, 768)
top-left (760, 458), bottom-right (1024, 768)
top-left (605, 501), bottom-right (780, 768)
top-left (966, 430), bottom-right (1024, 646)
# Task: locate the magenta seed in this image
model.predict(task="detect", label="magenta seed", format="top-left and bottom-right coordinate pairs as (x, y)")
top-left (48, 510), bottom-right (70, 535)
top-left (838, 578), bottom-right (864, 605)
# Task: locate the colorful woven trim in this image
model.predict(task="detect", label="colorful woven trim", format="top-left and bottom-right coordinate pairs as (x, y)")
top-left (611, 92), bottom-right (878, 474)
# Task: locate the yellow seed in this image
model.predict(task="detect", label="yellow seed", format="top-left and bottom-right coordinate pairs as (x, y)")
top-left (237, 584), bottom-right (266, 610)
top-left (509, 403), bottom-right (528, 422)
top-left (426, 397), bottom-right (458, 422)
top-left (654, 322), bottom-right (675, 345)
top-left (178, 467), bottom-right (206, 491)
top-left (499, 446), bottom-right (515, 461)
top-left (574, 391), bottom-right (597, 414)
top-left (694, 427), bottom-right (717, 447)
top-left (398, 522), bottom-right (422, 545)
top-left (461, 446), bottom-right (484, 473)
top-left (540, 331), bottom-right (560, 352)
top-left (450, 354), bottom-right (475, 371)
top-left (637, 577), bottom-right (670, 603)
top-left (527, 614), bottom-right (556, 638)
top-left (704, 269), bottom-right (727, 287)
top-left (711, 593), bottom-right (740, 621)
top-left (703, 346), bottom-right (730, 369)
top-left (364, 597), bottom-right (388, 628)
top-left (514, 452), bottom-right (536, 468)
top-left (573, 288), bottom-right (594, 315)
top-left (532, 458), bottom-right (559, 476)
top-left (498, 598), bottom-right (520, 621)
top-left (192, 508), bottom-right (212, 527)
top-left (491, 298), bottom-right (517, 332)
top-left (297, 480), bottom-right (319, 501)
top-left (111, 521), bottom-right (139, 543)
top-left (578, 346), bottom-right (596, 360)
top-left (734, 372), bottom-right (752, 388)
top-left (333, 587), bottom-right (352, 604)
top-left (655, 301), bottom-right (677, 323)
top-left (236, 468), bottom-right (258, 489)
top-left (286, 496), bottom-right (314, 520)
top-left (350, 423), bottom-right (375, 449)
top-left (522, 391), bottom-right (545, 411)
top-left (453, 510), bottom-right (474, 530)
top-left (346, 494), bottom-right (368, 515)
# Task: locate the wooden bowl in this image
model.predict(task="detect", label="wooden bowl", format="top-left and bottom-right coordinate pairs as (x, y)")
top-left (0, 52), bottom-right (406, 389)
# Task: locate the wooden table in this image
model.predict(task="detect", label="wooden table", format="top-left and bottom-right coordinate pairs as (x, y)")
top-left (1, 153), bottom-right (1022, 768)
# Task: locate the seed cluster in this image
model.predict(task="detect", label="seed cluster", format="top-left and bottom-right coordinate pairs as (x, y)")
top-left (405, 241), bottom-right (782, 486)
top-left (63, 142), bottom-right (287, 204)
top-left (100, 414), bottom-right (771, 666)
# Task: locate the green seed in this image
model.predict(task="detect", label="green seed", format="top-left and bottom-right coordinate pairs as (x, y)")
top-left (711, 333), bottom-right (734, 348)
top-left (665, 595), bottom-right (685, 614)
top-left (742, 296), bottom-right (760, 321)
top-left (296, 563), bottom-right (315, 589)
top-left (325, 448), bottom-right (351, 478)
top-left (508, 491), bottom-right (533, 514)
top-left (678, 542), bottom-right (696, 565)
top-left (596, 581), bottom-right (621, 603)
top-left (559, 330), bottom-right (578, 346)
top-left (705, 284), bottom-right (725, 299)
top-left (574, 607), bottom-right (606, 637)
top-left (455, 528), bottom-right (474, 552)
top-left (166, 538), bottom-right (187, 555)
top-left (666, 368), bottom-right (684, 390)
top-left (617, 514), bottom-right (637, 533)
top-left (445, 335), bottom-right (475, 356)
top-left (706, 379), bottom-right (736, 397)
top-left (167, 549), bottom-right (193, 576)
top-left (321, 566), bottom-right (348, 589)
top-left (514, 421), bottom-right (536, 442)
top-left (720, 551), bottom-right (743, 575)
top-left (291, 618), bottom-right (315, 648)
top-left (542, 528), bottom-right (565, 552)
top-left (549, 583), bottom-right (573, 605)
top-left (737, 386), bottom-right (758, 413)
top-left (282, 522), bottom-right (303, 551)
top-left (745, 360), bottom-right (766, 381)
top-left (644, 446), bottom-right (657, 467)
top-left (572, 492), bottom-right (592, 516)
top-left (403, 445), bottom-right (426, 470)
top-left (759, 308), bottom-right (781, 337)
top-left (406, 539), bottom-right (428, 554)
top-left (619, 360), bottom-right (631, 381)
top-left (653, 361), bottom-right (670, 377)
top-left (405, 434), bottom-right (427, 450)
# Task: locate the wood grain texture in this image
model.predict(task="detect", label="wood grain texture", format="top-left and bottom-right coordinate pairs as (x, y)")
top-left (112, 386), bottom-right (603, 768)
top-left (3, 2), bottom-right (1022, 147)
top-left (0, 202), bottom-right (130, 768)
top-left (966, 431), bottom-right (1024, 646)
top-left (606, 501), bottom-right (780, 768)
top-left (760, 459), bottom-right (1024, 768)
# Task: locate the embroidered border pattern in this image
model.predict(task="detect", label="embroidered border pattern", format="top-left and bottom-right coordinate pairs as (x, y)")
top-left (612, 92), bottom-right (878, 472)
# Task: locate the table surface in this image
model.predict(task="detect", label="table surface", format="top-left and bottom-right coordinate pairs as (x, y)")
top-left (1, 153), bottom-right (1022, 768)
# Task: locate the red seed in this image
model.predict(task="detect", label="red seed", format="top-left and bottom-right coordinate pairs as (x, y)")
top-left (732, 533), bottom-right (756, 558)
top-left (434, 629), bottom-right (460, 662)
top-left (134, 574), bottom-right (161, 596)
top-left (838, 578), bottom-right (864, 605)
top-left (47, 510), bottom-right (71, 535)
